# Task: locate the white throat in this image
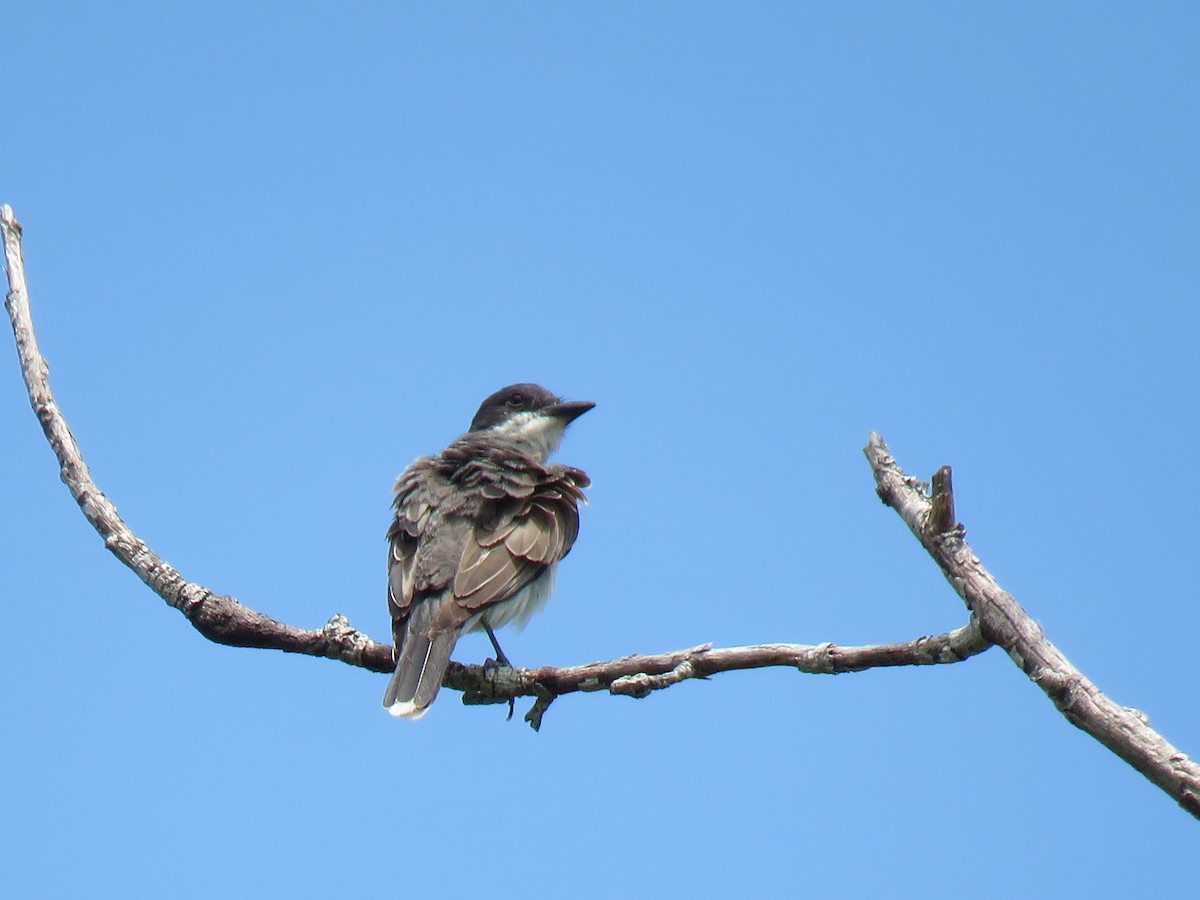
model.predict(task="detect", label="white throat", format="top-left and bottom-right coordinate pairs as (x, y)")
top-left (491, 411), bottom-right (566, 462)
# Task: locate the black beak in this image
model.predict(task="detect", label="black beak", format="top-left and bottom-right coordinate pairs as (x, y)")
top-left (545, 400), bottom-right (595, 424)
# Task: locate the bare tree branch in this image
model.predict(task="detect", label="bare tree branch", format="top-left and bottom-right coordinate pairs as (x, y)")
top-left (458, 623), bottom-right (991, 729)
top-left (1, 203), bottom-right (994, 728)
top-left (0, 206), bottom-right (393, 670)
top-left (9, 204), bottom-right (1197, 814)
top-left (864, 432), bottom-right (1200, 819)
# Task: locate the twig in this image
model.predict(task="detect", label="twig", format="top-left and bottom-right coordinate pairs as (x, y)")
top-left (864, 431), bottom-right (1200, 819)
top-left (929, 465), bottom-right (955, 533)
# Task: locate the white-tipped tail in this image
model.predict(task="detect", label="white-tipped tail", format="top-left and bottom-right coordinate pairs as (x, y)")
top-left (386, 699), bottom-right (430, 720)
top-left (382, 601), bottom-right (462, 720)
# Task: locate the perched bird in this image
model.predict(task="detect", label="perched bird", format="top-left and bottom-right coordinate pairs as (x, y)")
top-left (383, 383), bottom-right (593, 719)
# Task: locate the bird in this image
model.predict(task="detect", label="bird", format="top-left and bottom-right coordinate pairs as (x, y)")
top-left (383, 383), bottom-right (593, 719)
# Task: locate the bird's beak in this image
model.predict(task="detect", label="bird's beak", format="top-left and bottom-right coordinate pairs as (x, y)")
top-left (546, 400), bottom-right (595, 424)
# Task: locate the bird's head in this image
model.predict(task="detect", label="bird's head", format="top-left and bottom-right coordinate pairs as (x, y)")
top-left (469, 383), bottom-right (594, 462)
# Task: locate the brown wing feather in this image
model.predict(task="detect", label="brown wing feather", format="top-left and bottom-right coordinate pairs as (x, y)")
top-left (502, 512), bottom-right (543, 559)
top-left (387, 458), bottom-right (455, 635)
top-left (455, 542), bottom-right (517, 598)
top-left (454, 549), bottom-right (540, 612)
top-left (453, 468), bottom-right (587, 612)
top-left (521, 503), bottom-right (556, 562)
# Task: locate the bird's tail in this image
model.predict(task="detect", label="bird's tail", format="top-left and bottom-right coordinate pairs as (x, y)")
top-left (383, 602), bottom-right (461, 719)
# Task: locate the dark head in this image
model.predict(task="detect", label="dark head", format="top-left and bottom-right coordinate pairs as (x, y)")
top-left (469, 383), bottom-right (594, 461)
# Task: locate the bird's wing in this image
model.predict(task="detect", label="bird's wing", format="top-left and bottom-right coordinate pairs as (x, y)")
top-left (386, 458), bottom-right (463, 642)
top-left (453, 464), bottom-right (589, 611)
top-left (386, 456), bottom-right (481, 715)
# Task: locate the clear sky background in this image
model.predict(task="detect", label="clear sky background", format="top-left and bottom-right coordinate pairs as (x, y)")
top-left (3, 4), bottom-right (1197, 897)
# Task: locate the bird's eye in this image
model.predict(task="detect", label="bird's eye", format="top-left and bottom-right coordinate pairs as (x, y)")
top-left (506, 394), bottom-right (524, 408)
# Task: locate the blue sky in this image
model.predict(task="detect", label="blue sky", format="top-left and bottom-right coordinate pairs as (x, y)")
top-left (3, 3), bottom-right (1197, 897)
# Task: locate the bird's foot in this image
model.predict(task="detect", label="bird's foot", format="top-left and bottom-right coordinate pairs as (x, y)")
top-left (481, 649), bottom-right (517, 721)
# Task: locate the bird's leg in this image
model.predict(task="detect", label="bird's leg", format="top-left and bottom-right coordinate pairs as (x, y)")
top-left (483, 623), bottom-right (513, 668)
top-left (482, 624), bottom-right (516, 721)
